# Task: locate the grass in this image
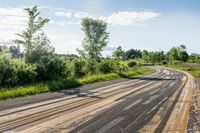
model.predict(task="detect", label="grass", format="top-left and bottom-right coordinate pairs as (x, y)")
top-left (166, 64), bottom-right (200, 78)
top-left (0, 66), bottom-right (153, 100)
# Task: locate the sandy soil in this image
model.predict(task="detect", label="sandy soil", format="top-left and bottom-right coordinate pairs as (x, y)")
top-left (187, 78), bottom-right (200, 132)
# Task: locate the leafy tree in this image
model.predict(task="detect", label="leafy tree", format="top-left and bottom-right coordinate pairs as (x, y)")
top-left (189, 53), bottom-right (200, 63)
top-left (178, 45), bottom-right (188, 62)
top-left (112, 46), bottom-right (124, 59)
top-left (28, 32), bottom-right (54, 63)
top-left (167, 44), bottom-right (189, 64)
top-left (123, 49), bottom-right (142, 60)
top-left (147, 51), bottom-right (165, 65)
top-left (142, 50), bottom-right (150, 63)
top-left (14, 6), bottom-right (49, 63)
top-left (9, 45), bottom-right (20, 58)
top-left (77, 18), bottom-right (109, 60)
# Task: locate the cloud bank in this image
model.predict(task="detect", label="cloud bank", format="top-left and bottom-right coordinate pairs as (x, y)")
top-left (54, 10), bottom-right (160, 26)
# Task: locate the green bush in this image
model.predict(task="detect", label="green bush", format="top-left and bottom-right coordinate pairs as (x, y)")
top-left (36, 56), bottom-right (70, 81)
top-left (85, 59), bottom-right (98, 74)
top-left (98, 59), bottom-right (115, 74)
top-left (72, 59), bottom-right (86, 78)
top-left (128, 61), bottom-right (137, 68)
top-left (0, 56), bottom-right (37, 87)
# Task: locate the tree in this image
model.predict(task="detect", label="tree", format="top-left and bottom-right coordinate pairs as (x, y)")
top-left (9, 45), bottom-right (20, 58)
top-left (14, 6), bottom-right (49, 63)
top-left (28, 32), bottom-right (54, 63)
top-left (167, 44), bottom-right (189, 64)
top-left (77, 18), bottom-right (109, 60)
top-left (123, 49), bottom-right (142, 60)
top-left (112, 46), bottom-right (124, 59)
top-left (178, 45), bottom-right (188, 62)
top-left (189, 53), bottom-right (200, 63)
top-left (142, 50), bottom-right (149, 62)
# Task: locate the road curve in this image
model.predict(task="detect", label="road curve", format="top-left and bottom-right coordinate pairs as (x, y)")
top-left (0, 66), bottom-right (189, 133)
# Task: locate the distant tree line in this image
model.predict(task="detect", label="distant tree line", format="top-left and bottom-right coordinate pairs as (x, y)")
top-left (112, 44), bottom-right (198, 65)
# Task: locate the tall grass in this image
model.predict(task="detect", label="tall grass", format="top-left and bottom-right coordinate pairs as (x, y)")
top-left (0, 67), bottom-right (153, 100)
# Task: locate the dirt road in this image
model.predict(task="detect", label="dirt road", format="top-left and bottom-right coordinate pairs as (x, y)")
top-left (0, 67), bottom-right (194, 133)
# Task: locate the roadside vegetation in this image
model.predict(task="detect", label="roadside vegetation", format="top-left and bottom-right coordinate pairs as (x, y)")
top-left (0, 6), bottom-right (199, 100)
top-left (0, 6), bottom-right (153, 100)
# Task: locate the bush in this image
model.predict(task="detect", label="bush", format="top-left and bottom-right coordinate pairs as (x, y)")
top-left (36, 56), bottom-right (70, 81)
top-left (128, 61), bottom-right (137, 68)
top-left (85, 59), bottom-right (98, 74)
top-left (72, 59), bottom-right (86, 78)
top-left (0, 55), bottom-right (37, 87)
top-left (98, 59), bottom-right (115, 74)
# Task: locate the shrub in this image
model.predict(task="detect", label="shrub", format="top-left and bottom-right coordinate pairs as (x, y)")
top-left (72, 59), bottom-right (86, 78)
top-left (85, 59), bottom-right (98, 74)
top-left (36, 56), bottom-right (70, 81)
top-left (0, 55), bottom-right (37, 87)
top-left (117, 64), bottom-right (128, 72)
top-left (128, 61), bottom-right (137, 68)
top-left (98, 59), bottom-right (115, 74)
top-left (13, 60), bottom-right (37, 85)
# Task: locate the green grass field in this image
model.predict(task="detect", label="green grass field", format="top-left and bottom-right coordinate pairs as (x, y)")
top-left (0, 66), bottom-right (153, 100)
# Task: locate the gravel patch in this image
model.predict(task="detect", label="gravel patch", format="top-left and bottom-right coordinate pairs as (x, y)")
top-left (187, 78), bottom-right (200, 132)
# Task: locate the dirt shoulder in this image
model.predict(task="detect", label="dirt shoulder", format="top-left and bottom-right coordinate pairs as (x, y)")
top-left (187, 78), bottom-right (200, 132)
top-left (164, 66), bottom-right (200, 132)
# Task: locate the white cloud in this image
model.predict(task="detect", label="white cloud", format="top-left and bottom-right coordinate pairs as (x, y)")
top-left (104, 11), bottom-right (160, 26)
top-left (54, 11), bottom-right (72, 18)
top-left (0, 7), bottom-right (25, 16)
top-left (54, 9), bottom-right (160, 26)
top-left (0, 7), bottom-right (27, 43)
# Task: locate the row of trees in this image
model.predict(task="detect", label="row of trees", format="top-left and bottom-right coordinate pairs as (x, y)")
top-left (112, 44), bottom-right (199, 65)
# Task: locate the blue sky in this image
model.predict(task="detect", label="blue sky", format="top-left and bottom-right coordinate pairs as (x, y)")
top-left (0, 0), bottom-right (200, 55)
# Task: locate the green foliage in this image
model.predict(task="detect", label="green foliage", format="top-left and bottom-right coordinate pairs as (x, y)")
top-left (189, 53), bottom-right (200, 63)
top-left (85, 59), bottom-right (98, 74)
top-left (28, 32), bottom-right (55, 63)
top-left (167, 45), bottom-right (189, 64)
top-left (112, 46), bottom-right (124, 59)
top-left (72, 59), bottom-right (86, 78)
top-left (77, 18), bottom-right (109, 60)
top-left (36, 56), bottom-right (70, 81)
top-left (0, 55), bottom-right (37, 87)
top-left (9, 45), bottom-right (20, 58)
top-left (0, 66), bottom-right (152, 100)
top-left (123, 49), bottom-right (142, 60)
top-left (142, 50), bottom-right (150, 63)
top-left (98, 59), bottom-right (116, 74)
top-left (14, 6), bottom-right (49, 63)
top-left (127, 61), bottom-right (137, 68)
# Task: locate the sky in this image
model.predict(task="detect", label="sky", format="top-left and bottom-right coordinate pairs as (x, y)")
top-left (0, 0), bottom-right (200, 55)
